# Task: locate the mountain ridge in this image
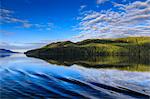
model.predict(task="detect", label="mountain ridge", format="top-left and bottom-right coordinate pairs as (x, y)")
top-left (0, 49), bottom-right (18, 53)
top-left (25, 37), bottom-right (150, 59)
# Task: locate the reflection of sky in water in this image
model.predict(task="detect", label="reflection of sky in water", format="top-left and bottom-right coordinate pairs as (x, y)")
top-left (0, 54), bottom-right (150, 97)
top-left (1, 54), bottom-right (150, 86)
top-left (71, 65), bottom-right (150, 90)
top-left (0, 54), bottom-right (83, 79)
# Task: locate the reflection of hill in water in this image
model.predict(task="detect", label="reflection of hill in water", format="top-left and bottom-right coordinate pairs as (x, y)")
top-left (27, 55), bottom-right (150, 72)
top-left (0, 54), bottom-right (11, 58)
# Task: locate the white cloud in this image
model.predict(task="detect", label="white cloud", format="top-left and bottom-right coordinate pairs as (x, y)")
top-left (0, 42), bottom-right (47, 52)
top-left (79, 5), bottom-right (87, 11)
top-left (74, 0), bottom-right (150, 41)
top-left (1, 9), bottom-right (13, 15)
top-left (0, 8), bottom-right (53, 30)
top-left (1, 8), bottom-right (32, 28)
top-left (0, 30), bottom-right (15, 36)
top-left (97, 0), bottom-right (109, 4)
top-left (82, 12), bottom-right (100, 21)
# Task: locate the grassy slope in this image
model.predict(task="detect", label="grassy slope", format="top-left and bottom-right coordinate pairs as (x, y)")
top-left (25, 37), bottom-right (150, 57)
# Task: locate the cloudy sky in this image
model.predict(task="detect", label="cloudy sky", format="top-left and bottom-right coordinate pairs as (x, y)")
top-left (0, 0), bottom-right (150, 52)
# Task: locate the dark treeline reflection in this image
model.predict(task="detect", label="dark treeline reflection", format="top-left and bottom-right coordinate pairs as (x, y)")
top-left (26, 55), bottom-right (150, 72)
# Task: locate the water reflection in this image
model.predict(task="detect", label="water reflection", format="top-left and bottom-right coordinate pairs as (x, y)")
top-left (0, 54), bottom-right (150, 98)
top-left (28, 55), bottom-right (150, 72)
top-left (0, 54), bottom-right (11, 58)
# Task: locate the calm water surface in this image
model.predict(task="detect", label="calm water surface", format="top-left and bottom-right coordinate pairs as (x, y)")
top-left (0, 54), bottom-right (150, 99)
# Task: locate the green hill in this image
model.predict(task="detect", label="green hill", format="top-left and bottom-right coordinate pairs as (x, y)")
top-left (25, 37), bottom-right (150, 59)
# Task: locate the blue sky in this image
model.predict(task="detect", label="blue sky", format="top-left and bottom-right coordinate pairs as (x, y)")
top-left (0, 0), bottom-right (150, 52)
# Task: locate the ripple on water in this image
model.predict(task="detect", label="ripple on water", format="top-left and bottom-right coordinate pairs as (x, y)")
top-left (0, 54), bottom-right (150, 98)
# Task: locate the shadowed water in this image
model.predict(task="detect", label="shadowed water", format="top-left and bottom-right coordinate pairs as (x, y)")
top-left (0, 54), bottom-right (150, 98)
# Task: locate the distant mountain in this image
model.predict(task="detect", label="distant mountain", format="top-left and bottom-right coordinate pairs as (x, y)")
top-left (0, 49), bottom-right (17, 54)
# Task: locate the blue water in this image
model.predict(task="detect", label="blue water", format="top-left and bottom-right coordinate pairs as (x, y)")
top-left (0, 54), bottom-right (150, 98)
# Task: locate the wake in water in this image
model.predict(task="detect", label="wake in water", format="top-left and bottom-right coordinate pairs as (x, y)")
top-left (0, 54), bottom-right (150, 98)
top-left (0, 67), bottom-right (150, 98)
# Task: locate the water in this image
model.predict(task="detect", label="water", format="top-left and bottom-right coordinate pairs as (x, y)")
top-left (0, 54), bottom-right (150, 99)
